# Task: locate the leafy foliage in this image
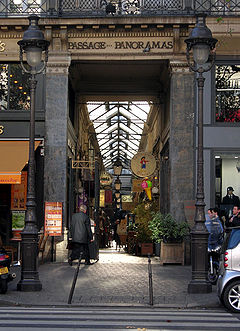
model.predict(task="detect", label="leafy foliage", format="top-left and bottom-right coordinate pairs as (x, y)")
top-left (133, 202), bottom-right (158, 243)
top-left (149, 212), bottom-right (189, 243)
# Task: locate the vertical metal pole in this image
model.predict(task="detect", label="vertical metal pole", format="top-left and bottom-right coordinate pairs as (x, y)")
top-left (94, 159), bottom-right (100, 261)
top-left (148, 254), bottom-right (153, 306)
top-left (17, 74), bottom-right (42, 291)
top-left (188, 71), bottom-right (212, 293)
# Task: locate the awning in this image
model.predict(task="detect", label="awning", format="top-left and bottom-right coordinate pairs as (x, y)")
top-left (0, 140), bottom-right (41, 184)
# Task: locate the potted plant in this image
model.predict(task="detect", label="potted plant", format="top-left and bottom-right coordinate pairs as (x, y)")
top-left (133, 202), bottom-right (158, 256)
top-left (149, 212), bottom-right (189, 264)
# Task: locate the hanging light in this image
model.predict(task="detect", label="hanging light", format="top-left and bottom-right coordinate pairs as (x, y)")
top-left (113, 158), bottom-right (123, 176)
top-left (114, 177), bottom-right (122, 191)
top-left (185, 14), bottom-right (217, 66)
top-left (115, 191), bottom-right (121, 199)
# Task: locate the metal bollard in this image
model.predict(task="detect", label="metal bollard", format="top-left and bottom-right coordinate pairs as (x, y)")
top-left (148, 253), bottom-right (153, 306)
top-left (68, 252), bottom-right (83, 304)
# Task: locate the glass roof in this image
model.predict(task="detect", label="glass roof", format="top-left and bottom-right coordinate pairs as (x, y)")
top-left (88, 101), bottom-right (150, 169)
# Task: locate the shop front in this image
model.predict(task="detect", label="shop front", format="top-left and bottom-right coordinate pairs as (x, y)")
top-left (0, 140), bottom-right (43, 261)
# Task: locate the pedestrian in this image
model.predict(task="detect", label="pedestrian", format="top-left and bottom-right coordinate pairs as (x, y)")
top-left (222, 186), bottom-right (240, 207)
top-left (205, 209), bottom-right (224, 250)
top-left (212, 207), bottom-right (225, 228)
top-left (68, 204), bottom-right (93, 266)
top-left (225, 206), bottom-right (240, 228)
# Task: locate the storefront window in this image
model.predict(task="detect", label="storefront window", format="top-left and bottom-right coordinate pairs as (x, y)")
top-left (215, 64), bottom-right (240, 122)
top-left (0, 64), bottom-right (30, 111)
top-left (215, 153), bottom-right (240, 208)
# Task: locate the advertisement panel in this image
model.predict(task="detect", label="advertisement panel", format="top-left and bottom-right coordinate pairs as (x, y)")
top-left (44, 202), bottom-right (63, 236)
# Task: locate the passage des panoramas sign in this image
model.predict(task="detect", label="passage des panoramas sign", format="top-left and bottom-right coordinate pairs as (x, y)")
top-left (44, 202), bottom-right (63, 236)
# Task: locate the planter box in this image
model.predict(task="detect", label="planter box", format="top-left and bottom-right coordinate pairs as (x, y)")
top-left (140, 243), bottom-right (153, 256)
top-left (154, 242), bottom-right (161, 257)
top-left (160, 241), bottom-right (184, 265)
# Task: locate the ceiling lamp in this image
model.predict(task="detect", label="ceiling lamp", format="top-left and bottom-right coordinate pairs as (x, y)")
top-left (114, 177), bottom-right (122, 191)
top-left (113, 158), bottom-right (123, 176)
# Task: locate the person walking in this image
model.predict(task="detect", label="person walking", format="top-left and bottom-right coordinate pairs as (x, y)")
top-left (68, 205), bottom-right (93, 265)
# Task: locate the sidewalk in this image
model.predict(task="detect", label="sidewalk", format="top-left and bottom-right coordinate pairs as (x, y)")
top-left (0, 248), bottom-right (221, 309)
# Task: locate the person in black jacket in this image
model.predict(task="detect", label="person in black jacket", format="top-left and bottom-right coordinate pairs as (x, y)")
top-left (68, 205), bottom-right (93, 265)
top-left (222, 186), bottom-right (240, 207)
top-left (225, 206), bottom-right (240, 228)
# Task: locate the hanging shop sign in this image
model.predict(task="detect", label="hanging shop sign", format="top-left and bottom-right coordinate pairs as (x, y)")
top-left (100, 190), bottom-right (105, 207)
top-left (11, 171), bottom-right (27, 209)
top-left (132, 179), bottom-right (144, 192)
top-left (100, 171), bottom-right (113, 187)
top-left (44, 202), bottom-right (63, 236)
top-left (131, 152), bottom-right (156, 178)
top-left (142, 179), bottom-right (152, 200)
top-left (105, 190), bottom-right (112, 205)
top-left (121, 195), bottom-right (133, 203)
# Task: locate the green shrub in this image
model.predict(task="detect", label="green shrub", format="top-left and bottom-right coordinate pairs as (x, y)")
top-left (149, 212), bottom-right (189, 243)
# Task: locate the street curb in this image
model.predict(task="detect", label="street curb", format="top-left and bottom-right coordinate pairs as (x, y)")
top-left (0, 300), bottom-right (222, 309)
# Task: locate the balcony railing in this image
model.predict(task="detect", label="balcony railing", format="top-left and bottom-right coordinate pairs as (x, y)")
top-left (0, 0), bottom-right (240, 17)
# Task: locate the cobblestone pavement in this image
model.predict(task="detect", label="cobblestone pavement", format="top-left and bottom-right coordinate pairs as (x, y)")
top-left (1, 247), bottom-right (220, 308)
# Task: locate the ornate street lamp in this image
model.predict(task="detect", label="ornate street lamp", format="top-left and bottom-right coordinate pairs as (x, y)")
top-left (114, 177), bottom-right (122, 191)
top-left (115, 191), bottom-right (121, 199)
top-left (185, 14), bottom-right (217, 294)
top-left (17, 15), bottom-right (49, 291)
top-left (113, 158), bottom-right (123, 176)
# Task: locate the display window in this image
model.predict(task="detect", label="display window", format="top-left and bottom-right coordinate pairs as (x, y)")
top-left (215, 152), bottom-right (240, 208)
top-left (215, 64), bottom-right (240, 122)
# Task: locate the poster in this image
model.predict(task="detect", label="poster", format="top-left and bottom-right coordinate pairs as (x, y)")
top-left (44, 202), bottom-right (63, 236)
top-left (12, 210), bottom-right (25, 230)
top-left (11, 171), bottom-right (27, 210)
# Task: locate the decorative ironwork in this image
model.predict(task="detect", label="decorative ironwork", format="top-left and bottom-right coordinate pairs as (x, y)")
top-left (0, 0), bottom-right (240, 17)
top-left (88, 101), bottom-right (149, 169)
top-left (216, 65), bottom-right (240, 122)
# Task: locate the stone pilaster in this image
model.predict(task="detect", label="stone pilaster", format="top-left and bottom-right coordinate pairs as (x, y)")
top-left (169, 60), bottom-right (195, 223)
top-left (44, 53), bottom-right (71, 262)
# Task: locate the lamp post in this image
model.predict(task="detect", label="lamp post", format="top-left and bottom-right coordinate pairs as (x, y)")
top-left (113, 158), bottom-right (123, 176)
top-left (17, 15), bottom-right (49, 291)
top-left (115, 191), bottom-right (121, 199)
top-left (114, 177), bottom-right (122, 191)
top-left (185, 14), bottom-right (217, 293)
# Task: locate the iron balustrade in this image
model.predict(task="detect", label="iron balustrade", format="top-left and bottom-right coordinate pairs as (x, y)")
top-left (0, 0), bottom-right (240, 17)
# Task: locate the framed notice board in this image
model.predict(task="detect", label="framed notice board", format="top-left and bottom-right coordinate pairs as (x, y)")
top-left (44, 202), bottom-right (63, 236)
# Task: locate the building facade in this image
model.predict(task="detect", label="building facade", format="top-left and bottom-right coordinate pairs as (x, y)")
top-left (0, 1), bottom-right (240, 261)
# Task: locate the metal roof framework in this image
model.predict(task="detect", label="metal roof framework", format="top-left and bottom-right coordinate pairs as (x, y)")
top-left (88, 101), bottom-right (150, 170)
